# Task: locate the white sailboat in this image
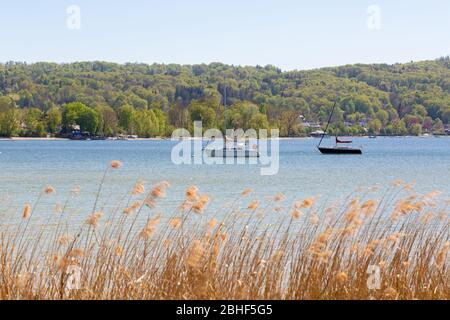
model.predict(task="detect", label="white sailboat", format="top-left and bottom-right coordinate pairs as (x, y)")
top-left (203, 77), bottom-right (260, 158)
top-left (204, 136), bottom-right (260, 158)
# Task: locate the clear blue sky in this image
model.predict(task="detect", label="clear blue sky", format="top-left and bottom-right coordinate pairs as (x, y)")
top-left (0, 0), bottom-right (449, 70)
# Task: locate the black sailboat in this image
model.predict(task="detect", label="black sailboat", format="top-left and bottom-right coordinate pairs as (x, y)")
top-left (317, 101), bottom-right (362, 155)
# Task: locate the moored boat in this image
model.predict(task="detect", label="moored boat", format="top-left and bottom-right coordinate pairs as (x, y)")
top-left (204, 136), bottom-right (260, 158)
top-left (310, 130), bottom-right (328, 138)
top-left (317, 101), bottom-right (363, 155)
top-left (205, 147), bottom-right (260, 158)
top-left (318, 146), bottom-right (362, 154)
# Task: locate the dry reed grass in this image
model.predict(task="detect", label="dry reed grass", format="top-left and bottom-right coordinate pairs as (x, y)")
top-left (0, 162), bottom-right (448, 300)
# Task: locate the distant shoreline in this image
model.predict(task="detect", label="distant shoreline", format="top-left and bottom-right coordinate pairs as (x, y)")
top-left (0, 135), bottom-right (448, 142)
top-left (0, 137), bottom-right (70, 141)
top-left (0, 137), bottom-right (66, 141)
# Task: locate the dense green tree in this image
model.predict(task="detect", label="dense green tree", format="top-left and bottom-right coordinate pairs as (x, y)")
top-left (390, 120), bottom-right (408, 136)
top-left (248, 113), bottom-right (270, 132)
top-left (188, 100), bottom-right (216, 130)
top-left (279, 110), bottom-right (300, 136)
top-left (134, 109), bottom-right (159, 137)
top-left (118, 104), bottom-right (136, 134)
top-left (347, 112), bottom-right (366, 123)
top-left (17, 89), bottom-right (34, 107)
top-left (422, 116), bottom-right (433, 132)
top-left (403, 114), bottom-right (422, 129)
top-left (412, 104), bottom-right (428, 117)
top-left (21, 108), bottom-right (45, 137)
top-left (0, 96), bottom-right (15, 112)
top-left (0, 109), bottom-right (19, 137)
top-left (442, 108), bottom-right (450, 124)
top-left (353, 95), bottom-right (372, 114)
top-left (368, 119), bottom-right (382, 135)
top-left (432, 118), bottom-right (445, 134)
top-left (130, 95), bottom-right (148, 110)
top-left (224, 101), bottom-right (260, 130)
top-left (77, 108), bottom-right (99, 134)
top-left (409, 123), bottom-right (422, 136)
top-left (168, 100), bottom-right (189, 129)
top-left (0, 96), bottom-right (18, 136)
top-left (375, 110), bottom-right (389, 125)
top-left (96, 105), bottom-right (118, 136)
top-left (62, 102), bottom-right (99, 133)
top-left (46, 107), bottom-right (62, 134)
top-left (153, 108), bottom-right (169, 136)
top-left (1, 59), bottom-right (450, 137)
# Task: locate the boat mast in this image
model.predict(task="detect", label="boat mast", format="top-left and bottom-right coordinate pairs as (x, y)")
top-left (224, 77), bottom-right (227, 108)
top-left (318, 100), bottom-right (337, 148)
top-left (223, 75), bottom-right (227, 147)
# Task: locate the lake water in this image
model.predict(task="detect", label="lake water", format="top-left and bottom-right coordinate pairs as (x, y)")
top-left (0, 137), bottom-right (449, 224)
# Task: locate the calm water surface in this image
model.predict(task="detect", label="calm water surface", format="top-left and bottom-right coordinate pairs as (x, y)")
top-left (1, 137), bottom-right (449, 223)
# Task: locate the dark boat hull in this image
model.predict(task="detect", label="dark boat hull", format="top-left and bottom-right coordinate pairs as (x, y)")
top-left (318, 147), bottom-right (362, 154)
top-left (206, 148), bottom-right (260, 158)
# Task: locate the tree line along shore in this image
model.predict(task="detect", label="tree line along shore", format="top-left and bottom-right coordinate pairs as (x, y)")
top-left (1, 58), bottom-right (450, 138)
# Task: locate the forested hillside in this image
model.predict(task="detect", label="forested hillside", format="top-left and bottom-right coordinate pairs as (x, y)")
top-left (1, 57), bottom-right (449, 137)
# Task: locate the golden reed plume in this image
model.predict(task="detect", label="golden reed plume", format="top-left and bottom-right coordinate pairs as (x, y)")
top-left (1, 162), bottom-right (448, 300)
